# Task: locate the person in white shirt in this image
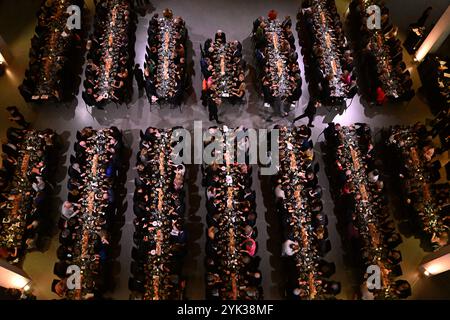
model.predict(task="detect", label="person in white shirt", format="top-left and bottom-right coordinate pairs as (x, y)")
top-left (61, 201), bottom-right (77, 220)
top-left (32, 176), bottom-right (46, 192)
top-left (72, 162), bottom-right (81, 173)
top-left (368, 169), bottom-right (379, 183)
top-left (206, 186), bottom-right (216, 200)
top-left (375, 180), bottom-right (384, 192)
top-left (282, 239), bottom-right (299, 257)
top-left (176, 164), bottom-right (186, 176)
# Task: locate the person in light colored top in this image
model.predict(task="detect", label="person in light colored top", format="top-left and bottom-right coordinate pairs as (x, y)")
top-left (275, 184), bottom-right (285, 200)
top-left (359, 282), bottom-right (375, 300)
top-left (32, 176), bottom-right (46, 192)
top-left (61, 201), bottom-right (76, 220)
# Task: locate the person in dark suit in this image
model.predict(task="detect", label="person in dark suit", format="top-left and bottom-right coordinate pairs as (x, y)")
top-left (292, 99), bottom-right (321, 127)
top-left (134, 64), bottom-right (145, 92)
top-left (208, 96), bottom-right (223, 124)
top-left (82, 88), bottom-right (96, 106)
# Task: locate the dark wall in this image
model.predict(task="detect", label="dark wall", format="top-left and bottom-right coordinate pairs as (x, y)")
top-left (386, 0), bottom-right (449, 33)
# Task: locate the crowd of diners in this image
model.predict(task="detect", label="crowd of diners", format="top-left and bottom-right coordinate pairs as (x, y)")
top-left (203, 126), bottom-right (263, 300)
top-left (19, 0), bottom-right (84, 103)
top-left (418, 55), bottom-right (450, 115)
top-left (82, 0), bottom-right (136, 108)
top-left (0, 123), bottom-right (446, 300)
top-left (429, 109), bottom-right (450, 152)
top-left (273, 125), bottom-right (340, 300)
top-left (253, 10), bottom-right (302, 115)
top-left (388, 124), bottom-right (449, 249)
top-left (130, 127), bottom-right (187, 300)
top-left (52, 127), bottom-right (123, 300)
top-left (18, 1), bottom-right (424, 113)
top-left (3, 2), bottom-right (450, 302)
top-left (144, 9), bottom-right (187, 105)
top-left (200, 30), bottom-right (246, 122)
top-left (298, 0), bottom-right (357, 104)
top-left (324, 123), bottom-right (412, 299)
top-left (0, 128), bottom-right (57, 263)
top-left (348, 0), bottom-right (414, 104)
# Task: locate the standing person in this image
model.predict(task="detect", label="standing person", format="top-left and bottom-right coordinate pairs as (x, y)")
top-left (82, 88), bottom-right (96, 107)
top-left (292, 100), bottom-right (321, 127)
top-left (134, 64), bottom-right (145, 95)
top-left (6, 106), bottom-right (30, 129)
top-left (208, 96), bottom-right (223, 124)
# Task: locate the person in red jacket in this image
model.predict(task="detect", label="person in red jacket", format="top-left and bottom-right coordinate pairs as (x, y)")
top-left (268, 9), bottom-right (278, 21)
top-left (376, 86), bottom-right (387, 105)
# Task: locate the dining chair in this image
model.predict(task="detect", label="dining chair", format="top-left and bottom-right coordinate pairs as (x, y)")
top-left (53, 261), bottom-right (68, 278)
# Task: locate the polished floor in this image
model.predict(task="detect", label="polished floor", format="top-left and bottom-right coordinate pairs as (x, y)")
top-left (0, 0), bottom-right (449, 300)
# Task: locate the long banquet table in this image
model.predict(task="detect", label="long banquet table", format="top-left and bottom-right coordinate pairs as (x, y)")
top-left (277, 127), bottom-right (327, 299)
top-left (0, 130), bottom-right (55, 262)
top-left (325, 124), bottom-right (406, 299)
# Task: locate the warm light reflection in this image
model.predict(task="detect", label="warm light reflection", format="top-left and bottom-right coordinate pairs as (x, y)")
top-left (420, 248), bottom-right (450, 276)
top-left (422, 259), bottom-right (450, 276)
top-left (415, 40), bottom-right (434, 62)
top-left (11, 275), bottom-right (29, 288)
top-left (0, 260), bottom-right (32, 290)
top-left (5, 68), bottom-right (20, 86)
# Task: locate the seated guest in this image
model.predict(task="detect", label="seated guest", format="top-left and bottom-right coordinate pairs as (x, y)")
top-left (61, 201), bottom-right (77, 220)
top-left (282, 239), bottom-right (299, 257)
